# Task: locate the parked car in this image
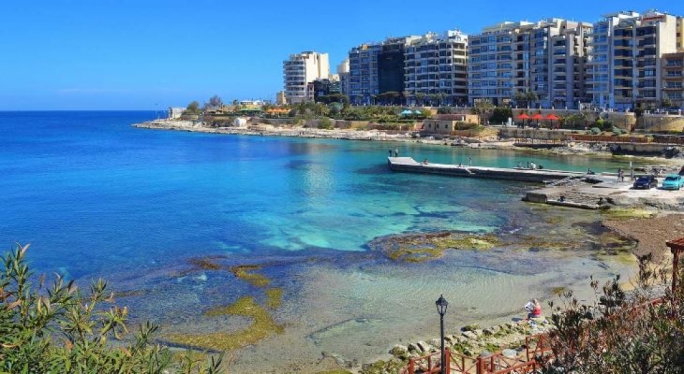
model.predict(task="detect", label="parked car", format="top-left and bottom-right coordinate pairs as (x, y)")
top-left (633, 175), bottom-right (658, 189)
top-left (662, 174), bottom-right (684, 190)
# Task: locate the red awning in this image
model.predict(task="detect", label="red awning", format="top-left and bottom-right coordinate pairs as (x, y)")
top-left (517, 113), bottom-right (530, 119)
top-left (531, 113), bottom-right (544, 120)
top-left (546, 114), bottom-right (560, 120)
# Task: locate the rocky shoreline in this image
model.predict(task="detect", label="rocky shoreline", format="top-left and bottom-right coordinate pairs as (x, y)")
top-left (133, 119), bottom-right (684, 374)
top-left (133, 119), bottom-right (684, 164)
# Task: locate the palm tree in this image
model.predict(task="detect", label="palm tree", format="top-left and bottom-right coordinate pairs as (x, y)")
top-left (402, 90), bottom-right (410, 106)
top-left (415, 92), bottom-right (426, 106)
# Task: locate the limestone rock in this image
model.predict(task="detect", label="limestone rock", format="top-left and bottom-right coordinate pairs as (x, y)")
top-left (416, 341), bottom-right (430, 353)
top-left (390, 345), bottom-right (408, 358)
top-left (461, 331), bottom-right (478, 340)
top-left (407, 343), bottom-right (420, 353)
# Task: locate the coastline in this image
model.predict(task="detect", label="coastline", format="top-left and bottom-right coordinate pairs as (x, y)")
top-left (131, 119), bottom-right (684, 373)
top-left (133, 119), bottom-right (683, 165)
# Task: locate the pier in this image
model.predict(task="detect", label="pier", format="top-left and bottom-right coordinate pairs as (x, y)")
top-left (387, 157), bottom-right (589, 184)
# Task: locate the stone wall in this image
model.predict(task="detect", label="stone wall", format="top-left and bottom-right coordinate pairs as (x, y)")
top-left (507, 110), bottom-right (636, 131)
top-left (638, 114), bottom-right (684, 133)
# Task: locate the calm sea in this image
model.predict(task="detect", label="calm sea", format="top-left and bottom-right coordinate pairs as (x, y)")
top-left (0, 111), bottom-right (639, 371)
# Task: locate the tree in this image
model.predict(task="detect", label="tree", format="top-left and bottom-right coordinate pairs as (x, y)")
top-left (437, 92), bottom-right (447, 107)
top-left (415, 93), bottom-right (425, 106)
top-left (402, 90), bottom-right (410, 106)
top-left (186, 101), bottom-right (201, 115)
top-left (490, 107), bottom-right (513, 124)
top-left (513, 91), bottom-right (539, 108)
top-left (471, 100), bottom-right (494, 115)
top-left (539, 254), bottom-right (684, 374)
top-left (206, 95), bottom-right (223, 109)
top-left (0, 244), bottom-right (224, 373)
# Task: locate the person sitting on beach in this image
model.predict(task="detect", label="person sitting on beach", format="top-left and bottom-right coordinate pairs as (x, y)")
top-left (525, 299), bottom-right (542, 319)
top-left (587, 168), bottom-right (595, 175)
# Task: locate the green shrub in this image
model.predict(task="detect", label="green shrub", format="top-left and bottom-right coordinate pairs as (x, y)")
top-left (490, 107), bottom-right (513, 124)
top-left (317, 117), bottom-right (333, 129)
top-left (589, 127), bottom-right (601, 135)
top-left (539, 254), bottom-right (684, 373)
top-left (0, 244), bottom-right (224, 374)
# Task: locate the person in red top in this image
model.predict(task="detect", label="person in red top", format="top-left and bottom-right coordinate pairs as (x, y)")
top-left (525, 299), bottom-right (542, 319)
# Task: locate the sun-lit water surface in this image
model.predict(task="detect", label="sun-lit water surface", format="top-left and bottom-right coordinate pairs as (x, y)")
top-left (0, 111), bottom-right (642, 372)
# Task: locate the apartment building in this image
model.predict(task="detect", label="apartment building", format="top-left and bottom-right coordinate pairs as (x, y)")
top-left (378, 38), bottom-right (408, 97)
top-left (348, 43), bottom-right (382, 105)
top-left (585, 11), bottom-right (640, 109)
top-left (404, 30), bottom-right (468, 106)
top-left (587, 11), bottom-right (681, 110)
top-left (348, 36), bottom-right (424, 105)
top-left (661, 52), bottom-right (684, 108)
top-left (468, 19), bottom-right (590, 108)
top-left (337, 59), bottom-right (350, 96)
top-left (283, 51), bottom-right (330, 104)
top-left (549, 23), bottom-right (593, 108)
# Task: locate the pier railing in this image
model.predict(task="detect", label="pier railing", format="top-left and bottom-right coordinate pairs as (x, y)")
top-left (401, 297), bottom-right (667, 374)
top-left (400, 335), bottom-right (552, 374)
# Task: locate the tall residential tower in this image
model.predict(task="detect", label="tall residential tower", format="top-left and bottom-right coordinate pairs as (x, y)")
top-left (283, 51), bottom-right (330, 104)
top-left (468, 19), bottom-right (592, 108)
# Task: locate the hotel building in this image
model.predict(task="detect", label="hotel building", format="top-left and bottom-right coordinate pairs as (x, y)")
top-left (283, 51), bottom-right (330, 104)
top-left (468, 19), bottom-right (591, 108)
top-left (404, 30), bottom-right (468, 106)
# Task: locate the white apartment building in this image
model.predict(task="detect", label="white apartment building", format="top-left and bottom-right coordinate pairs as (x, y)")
top-left (586, 11), bottom-right (641, 109)
top-left (611, 11), bottom-right (679, 109)
top-left (404, 30), bottom-right (468, 106)
top-left (468, 19), bottom-right (591, 108)
top-left (549, 22), bottom-right (593, 108)
top-left (283, 51), bottom-right (330, 104)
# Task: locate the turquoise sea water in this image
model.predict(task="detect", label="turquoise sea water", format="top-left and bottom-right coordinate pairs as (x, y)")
top-left (0, 111), bottom-right (643, 371)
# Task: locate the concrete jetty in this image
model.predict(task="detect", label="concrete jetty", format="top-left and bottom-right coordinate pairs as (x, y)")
top-left (387, 157), bottom-right (588, 184)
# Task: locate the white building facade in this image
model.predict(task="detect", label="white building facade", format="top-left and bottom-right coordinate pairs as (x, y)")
top-left (283, 51), bottom-right (330, 104)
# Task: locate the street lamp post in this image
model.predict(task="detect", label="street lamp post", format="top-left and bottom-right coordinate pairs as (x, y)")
top-left (436, 294), bottom-right (449, 374)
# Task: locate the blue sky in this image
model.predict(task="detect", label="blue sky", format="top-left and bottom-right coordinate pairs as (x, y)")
top-left (2, 1), bottom-right (683, 110)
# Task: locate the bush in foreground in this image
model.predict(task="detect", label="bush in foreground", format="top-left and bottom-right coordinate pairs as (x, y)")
top-left (540, 254), bottom-right (684, 373)
top-left (0, 244), bottom-right (223, 374)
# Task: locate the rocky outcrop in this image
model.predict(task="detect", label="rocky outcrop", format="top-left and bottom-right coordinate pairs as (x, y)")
top-left (391, 318), bottom-right (553, 362)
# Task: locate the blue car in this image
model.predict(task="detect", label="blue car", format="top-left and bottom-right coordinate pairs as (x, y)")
top-left (662, 174), bottom-right (684, 190)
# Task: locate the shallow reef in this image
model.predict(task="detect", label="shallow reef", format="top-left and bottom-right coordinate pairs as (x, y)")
top-left (369, 231), bottom-right (500, 263)
top-left (165, 296), bottom-right (284, 351)
top-left (230, 265), bottom-right (270, 287)
top-left (600, 208), bottom-right (655, 220)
